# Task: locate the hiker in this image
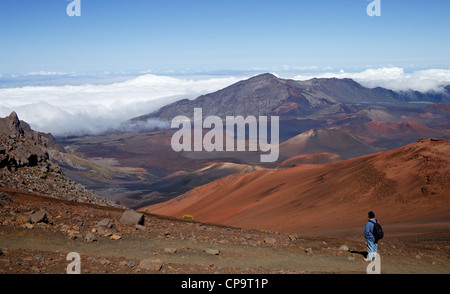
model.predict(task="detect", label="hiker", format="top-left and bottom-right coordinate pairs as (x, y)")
top-left (364, 211), bottom-right (379, 261)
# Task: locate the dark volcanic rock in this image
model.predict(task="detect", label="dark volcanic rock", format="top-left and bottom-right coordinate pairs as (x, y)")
top-left (0, 134), bottom-right (49, 171)
top-left (0, 113), bottom-right (122, 208)
top-left (0, 112), bottom-right (62, 150)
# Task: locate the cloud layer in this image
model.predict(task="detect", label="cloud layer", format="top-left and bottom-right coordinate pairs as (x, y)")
top-left (292, 67), bottom-right (450, 93)
top-left (1, 67), bottom-right (449, 137)
top-left (0, 74), bottom-right (243, 136)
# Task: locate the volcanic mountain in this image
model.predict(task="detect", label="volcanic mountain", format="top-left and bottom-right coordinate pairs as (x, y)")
top-left (146, 138), bottom-right (450, 237)
top-left (133, 73), bottom-right (450, 122)
top-left (130, 73), bottom-right (450, 150)
top-left (133, 73), bottom-right (336, 120)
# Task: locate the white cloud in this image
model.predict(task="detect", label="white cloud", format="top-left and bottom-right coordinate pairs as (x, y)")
top-left (24, 71), bottom-right (69, 76)
top-left (292, 67), bottom-right (450, 93)
top-left (0, 74), bottom-right (244, 136)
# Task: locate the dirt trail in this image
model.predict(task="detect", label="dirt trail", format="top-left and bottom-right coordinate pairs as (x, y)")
top-left (1, 189), bottom-right (449, 274)
top-left (1, 226), bottom-right (448, 274)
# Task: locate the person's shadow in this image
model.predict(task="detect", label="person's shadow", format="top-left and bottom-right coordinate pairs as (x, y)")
top-left (349, 250), bottom-right (368, 258)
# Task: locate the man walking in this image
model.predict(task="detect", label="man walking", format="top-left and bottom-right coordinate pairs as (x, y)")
top-left (364, 211), bottom-right (378, 261)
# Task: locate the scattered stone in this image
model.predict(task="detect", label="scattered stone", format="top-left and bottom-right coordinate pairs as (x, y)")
top-left (204, 248), bottom-right (220, 255)
top-left (30, 211), bottom-right (47, 224)
top-left (95, 226), bottom-right (106, 235)
top-left (305, 248), bottom-right (313, 255)
top-left (164, 248), bottom-right (177, 254)
top-left (16, 216), bottom-right (30, 225)
top-left (288, 234), bottom-right (298, 241)
top-left (135, 224), bottom-right (148, 232)
top-left (96, 218), bottom-right (112, 227)
top-left (24, 223), bottom-right (34, 229)
top-left (139, 259), bottom-right (163, 271)
top-left (60, 224), bottom-right (71, 231)
top-left (120, 210), bottom-right (145, 226)
top-left (264, 237), bottom-right (277, 245)
top-left (0, 192), bottom-right (12, 203)
top-left (127, 261), bottom-right (136, 268)
top-left (84, 232), bottom-right (97, 242)
top-left (339, 245), bottom-right (349, 251)
top-left (99, 259), bottom-right (111, 265)
top-left (110, 234), bottom-right (122, 240)
top-left (67, 230), bottom-right (82, 240)
top-left (119, 260), bottom-right (128, 267)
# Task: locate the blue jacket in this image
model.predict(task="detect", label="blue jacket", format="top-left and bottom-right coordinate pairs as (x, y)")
top-left (364, 219), bottom-right (377, 242)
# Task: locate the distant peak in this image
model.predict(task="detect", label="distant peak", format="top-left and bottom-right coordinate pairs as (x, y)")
top-left (250, 73), bottom-right (279, 81)
top-left (257, 72), bottom-right (277, 78)
top-left (8, 111), bottom-right (19, 121)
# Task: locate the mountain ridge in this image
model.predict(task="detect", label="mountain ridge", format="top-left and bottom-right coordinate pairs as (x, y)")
top-left (132, 73), bottom-right (450, 122)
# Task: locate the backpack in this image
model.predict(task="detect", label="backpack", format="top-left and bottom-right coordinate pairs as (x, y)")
top-left (372, 221), bottom-right (384, 242)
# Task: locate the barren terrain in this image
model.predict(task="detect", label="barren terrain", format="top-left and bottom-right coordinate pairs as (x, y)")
top-left (1, 190), bottom-right (449, 274)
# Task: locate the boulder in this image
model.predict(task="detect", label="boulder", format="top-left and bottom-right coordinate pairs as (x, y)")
top-left (30, 211), bottom-right (47, 224)
top-left (119, 210), bottom-right (145, 226)
top-left (96, 218), bottom-right (112, 227)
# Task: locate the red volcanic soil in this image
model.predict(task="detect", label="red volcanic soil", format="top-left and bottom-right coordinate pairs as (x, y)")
top-left (361, 120), bottom-right (448, 140)
top-left (279, 128), bottom-right (379, 160)
top-left (425, 103), bottom-right (450, 114)
top-left (148, 139), bottom-right (450, 238)
top-left (131, 167), bottom-right (148, 172)
top-left (272, 102), bottom-right (298, 115)
top-left (278, 153), bottom-right (342, 168)
top-left (161, 171), bottom-right (190, 180)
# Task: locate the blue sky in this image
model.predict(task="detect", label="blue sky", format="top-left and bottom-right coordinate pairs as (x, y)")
top-left (1, 0), bottom-right (449, 76)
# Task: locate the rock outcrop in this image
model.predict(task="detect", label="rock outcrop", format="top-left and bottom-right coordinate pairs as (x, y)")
top-left (0, 133), bottom-right (50, 171)
top-left (0, 112), bottom-right (122, 208)
top-left (0, 112), bottom-right (62, 150)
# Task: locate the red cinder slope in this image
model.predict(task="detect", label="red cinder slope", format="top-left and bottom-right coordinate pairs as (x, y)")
top-left (148, 139), bottom-right (450, 237)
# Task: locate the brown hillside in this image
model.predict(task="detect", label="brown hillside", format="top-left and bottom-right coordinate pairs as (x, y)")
top-left (147, 139), bottom-right (450, 237)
